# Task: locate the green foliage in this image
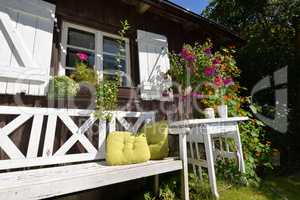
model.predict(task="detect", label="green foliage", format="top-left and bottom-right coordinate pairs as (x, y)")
top-left (158, 183), bottom-right (177, 200)
top-left (68, 50), bottom-right (119, 120)
top-left (189, 174), bottom-right (212, 200)
top-left (215, 105), bottom-right (273, 186)
top-left (216, 96), bottom-right (273, 185)
top-left (168, 40), bottom-right (273, 185)
top-left (95, 20), bottom-right (130, 120)
top-left (158, 174), bottom-right (179, 200)
top-left (141, 173), bottom-right (212, 200)
top-left (95, 79), bottom-right (120, 120)
top-left (143, 192), bottom-right (155, 200)
top-left (216, 158), bottom-right (250, 186)
top-left (141, 173), bottom-right (300, 200)
top-left (48, 76), bottom-right (79, 98)
top-left (71, 62), bottom-right (99, 86)
top-left (168, 41), bottom-right (214, 91)
top-left (142, 175), bottom-right (178, 200)
top-left (168, 41), bottom-right (240, 107)
top-left (118, 20), bottom-right (130, 39)
top-left (203, 0), bottom-right (299, 87)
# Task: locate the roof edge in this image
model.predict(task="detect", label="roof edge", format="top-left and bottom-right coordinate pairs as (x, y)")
top-left (144, 0), bottom-right (244, 42)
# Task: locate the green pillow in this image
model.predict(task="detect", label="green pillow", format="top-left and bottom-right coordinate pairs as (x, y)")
top-left (142, 121), bottom-right (169, 160)
top-left (106, 131), bottom-right (150, 166)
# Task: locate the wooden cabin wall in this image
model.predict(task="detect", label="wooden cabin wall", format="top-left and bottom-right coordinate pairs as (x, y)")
top-left (52, 0), bottom-right (237, 85)
top-left (0, 0), bottom-right (238, 161)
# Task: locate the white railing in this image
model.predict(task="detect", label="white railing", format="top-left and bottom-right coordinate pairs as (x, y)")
top-left (0, 106), bottom-right (155, 170)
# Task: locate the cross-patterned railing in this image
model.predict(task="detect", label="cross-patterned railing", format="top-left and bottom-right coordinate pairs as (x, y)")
top-left (0, 106), bottom-right (155, 170)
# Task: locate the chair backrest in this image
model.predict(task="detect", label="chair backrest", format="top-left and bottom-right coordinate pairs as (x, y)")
top-left (0, 106), bottom-right (155, 170)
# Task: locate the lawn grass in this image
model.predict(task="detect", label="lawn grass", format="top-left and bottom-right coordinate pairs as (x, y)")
top-left (218, 173), bottom-right (300, 200)
top-left (138, 172), bottom-right (300, 200)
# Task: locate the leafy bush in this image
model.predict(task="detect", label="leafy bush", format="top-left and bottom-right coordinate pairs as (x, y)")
top-left (216, 158), bottom-right (249, 186)
top-left (189, 174), bottom-right (212, 200)
top-left (48, 76), bottom-right (79, 98)
top-left (141, 173), bottom-right (212, 200)
top-left (143, 192), bottom-right (155, 200)
top-left (159, 184), bottom-right (177, 200)
top-left (142, 175), bottom-right (178, 200)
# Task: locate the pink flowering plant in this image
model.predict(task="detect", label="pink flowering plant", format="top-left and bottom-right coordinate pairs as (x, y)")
top-left (76, 53), bottom-right (89, 62)
top-left (169, 41), bottom-right (274, 185)
top-left (71, 52), bottom-right (99, 86)
top-left (168, 40), bottom-right (241, 108)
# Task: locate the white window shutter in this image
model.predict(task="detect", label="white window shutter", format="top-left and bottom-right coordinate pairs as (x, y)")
top-left (137, 30), bottom-right (173, 101)
top-left (0, 0), bottom-right (56, 96)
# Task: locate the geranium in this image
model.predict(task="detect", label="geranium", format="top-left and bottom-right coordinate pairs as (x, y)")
top-left (223, 78), bottom-right (234, 86)
top-left (76, 53), bottom-right (89, 62)
top-left (168, 41), bottom-right (238, 108)
top-left (203, 48), bottom-right (212, 56)
top-left (214, 75), bottom-right (223, 87)
top-left (212, 57), bottom-right (221, 65)
top-left (191, 92), bottom-right (203, 99)
top-left (204, 66), bottom-right (216, 77)
top-left (180, 48), bottom-right (196, 62)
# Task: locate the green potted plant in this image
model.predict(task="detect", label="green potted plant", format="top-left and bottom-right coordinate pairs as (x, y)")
top-left (48, 75), bottom-right (79, 98)
top-left (71, 53), bottom-right (99, 86)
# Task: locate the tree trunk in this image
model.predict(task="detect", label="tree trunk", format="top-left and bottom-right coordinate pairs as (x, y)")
top-left (287, 17), bottom-right (300, 170)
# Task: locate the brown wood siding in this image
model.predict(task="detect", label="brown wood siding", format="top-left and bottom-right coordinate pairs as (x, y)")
top-left (51, 0), bottom-right (238, 86)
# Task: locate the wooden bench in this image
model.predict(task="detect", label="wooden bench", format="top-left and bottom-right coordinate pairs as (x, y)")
top-left (0, 106), bottom-right (189, 200)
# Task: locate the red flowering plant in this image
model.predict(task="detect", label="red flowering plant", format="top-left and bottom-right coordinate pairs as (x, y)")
top-left (168, 40), bottom-right (241, 109)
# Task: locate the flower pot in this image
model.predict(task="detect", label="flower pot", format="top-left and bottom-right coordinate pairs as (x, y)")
top-left (204, 108), bottom-right (215, 119)
top-left (217, 104), bottom-right (228, 118)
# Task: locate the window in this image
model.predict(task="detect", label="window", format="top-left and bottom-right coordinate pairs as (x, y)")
top-left (60, 22), bottom-right (130, 86)
top-left (65, 28), bottom-right (96, 76)
top-left (103, 36), bottom-right (128, 84)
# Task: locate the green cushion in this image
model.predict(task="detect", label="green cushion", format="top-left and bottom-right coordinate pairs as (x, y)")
top-left (142, 121), bottom-right (169, 160)
top-left (106, 131), bottom-right (150, 166)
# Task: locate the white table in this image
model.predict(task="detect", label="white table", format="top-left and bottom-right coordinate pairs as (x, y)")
top-left (170, 117), bottom-right (248, 198)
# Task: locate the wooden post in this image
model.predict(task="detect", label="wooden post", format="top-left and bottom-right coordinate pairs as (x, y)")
top-left (153, 175), bottom-right (159, 196)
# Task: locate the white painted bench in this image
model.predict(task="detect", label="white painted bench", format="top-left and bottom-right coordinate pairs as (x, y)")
top-left (0, 106), bottom-right (189, 200)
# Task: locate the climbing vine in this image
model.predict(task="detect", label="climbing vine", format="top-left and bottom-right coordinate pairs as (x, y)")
top-left (95, 20), bottom-right (130, 120)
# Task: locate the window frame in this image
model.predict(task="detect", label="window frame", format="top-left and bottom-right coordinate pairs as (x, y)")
top-left (60, 21), bottom-right (131, 86)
